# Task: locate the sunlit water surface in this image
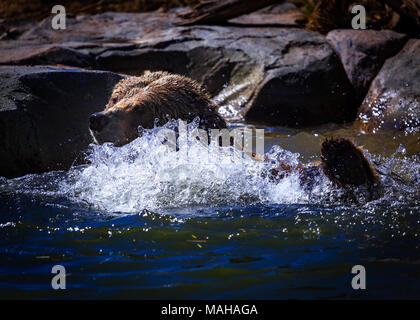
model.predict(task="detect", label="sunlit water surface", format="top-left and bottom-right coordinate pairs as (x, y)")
top-left (0, 121), bottom-right (419, 299)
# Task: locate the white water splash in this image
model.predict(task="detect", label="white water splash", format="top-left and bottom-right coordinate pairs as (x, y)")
top-left (59, 119), bottom-right (317, 212)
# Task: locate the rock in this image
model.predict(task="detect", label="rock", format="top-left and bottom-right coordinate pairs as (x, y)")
top-left (241, 31), bottom-right (355, 126)
top-left (0, 43), bottom-right (95, 67)
top-left (18, 11), bottom-right (183, 43)
top-left (0, 19), bottom-right (35, 40)
top-left (0, 11), bottom-right (183, 65)
top-left (355, 39), bottom-right (420, 134)
top-left (326, 29), bottom-right (408, 101)
top-left (0, 66), bottom-right (123, 178)
top-left (0, 11), bottom-right (355, 127)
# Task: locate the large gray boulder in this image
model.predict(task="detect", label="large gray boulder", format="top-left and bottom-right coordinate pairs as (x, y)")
top-left (326, 29), bottom-right (408, 102)
top-left (0, 66), bottom-right (123, 178)
top-left (355, 39), bottom-right (420, 134)
top-left (0, 12), bottom-right (355, 127)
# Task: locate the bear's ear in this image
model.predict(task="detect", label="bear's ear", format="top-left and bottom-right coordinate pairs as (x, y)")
top-left (320, 137), bottom-right (379, 187)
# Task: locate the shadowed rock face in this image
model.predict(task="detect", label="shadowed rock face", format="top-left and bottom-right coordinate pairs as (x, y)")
top-left (0, 66), bottom-right (123, 178)
top-left (243, 41), bottom-right (355, 126)
top-left (326, 29), bottom-right (408, 102)
top-left (355, 39), bottom-right (420, 134)
top-left (0, 11), bottom-right (356, 127)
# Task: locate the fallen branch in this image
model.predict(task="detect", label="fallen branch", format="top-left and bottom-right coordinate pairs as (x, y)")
top-left (176, 0), bottom-right (280, 25)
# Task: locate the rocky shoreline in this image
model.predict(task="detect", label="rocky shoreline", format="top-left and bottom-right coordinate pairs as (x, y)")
top-left (0, 4), bottom-right (419, 178)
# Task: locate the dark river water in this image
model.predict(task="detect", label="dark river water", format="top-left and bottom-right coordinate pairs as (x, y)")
top-left (0, 122), bottom-right (419, 299)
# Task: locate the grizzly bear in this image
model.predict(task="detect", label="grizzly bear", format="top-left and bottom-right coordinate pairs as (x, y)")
top-left (89, 71), bottom-right (226, 147)
top-left (89, 71), bottom-right (380, 195)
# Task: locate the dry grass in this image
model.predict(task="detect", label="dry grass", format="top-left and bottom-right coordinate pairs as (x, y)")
top-left (290, 0), bottom-right (398, 34)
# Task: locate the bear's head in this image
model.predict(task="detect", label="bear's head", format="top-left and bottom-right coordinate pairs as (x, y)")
top-left (89, 89), bottom-right (152, 146)
top-left (89, 72), bottom-right (225, 147)
top-left (89, 73), bottom-right (169, 147)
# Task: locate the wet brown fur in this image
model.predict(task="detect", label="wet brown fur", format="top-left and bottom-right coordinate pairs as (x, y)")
top-left (321, 137), bottom-right (379, 187)
top-left (91, 71), bottom-right (226, 146)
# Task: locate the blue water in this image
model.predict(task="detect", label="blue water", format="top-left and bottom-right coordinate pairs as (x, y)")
top-left (1, 192), bottom-right (419, 299)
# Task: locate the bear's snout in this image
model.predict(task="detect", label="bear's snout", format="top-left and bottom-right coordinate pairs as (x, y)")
top-left (89, 112), bottom-right (110, 132)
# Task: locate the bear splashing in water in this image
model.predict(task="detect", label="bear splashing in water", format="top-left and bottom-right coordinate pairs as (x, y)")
top-left (89, 71), bottom-right (381, 201)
